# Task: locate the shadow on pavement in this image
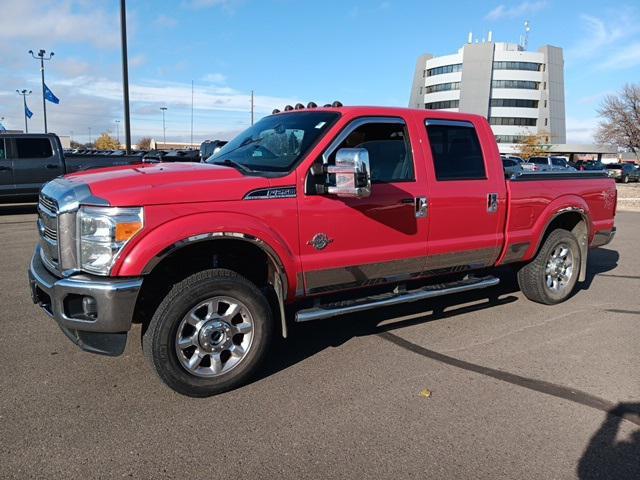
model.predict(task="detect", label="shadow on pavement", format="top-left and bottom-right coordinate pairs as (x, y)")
top-left (580, 247), bottom-right (619, 290)
top-left (258, 267), bottom-right (521, 383)
top-left (577, 403), bottom-right (640, 480)
top-left (0, 203), bottom-right (37, 216)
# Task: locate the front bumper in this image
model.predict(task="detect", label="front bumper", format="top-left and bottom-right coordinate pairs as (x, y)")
top-left (28, 246), bottom-right (143, 356)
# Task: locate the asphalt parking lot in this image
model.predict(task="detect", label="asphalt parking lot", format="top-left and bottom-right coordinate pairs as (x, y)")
top-left (0, 204), bottom-right (638, 479)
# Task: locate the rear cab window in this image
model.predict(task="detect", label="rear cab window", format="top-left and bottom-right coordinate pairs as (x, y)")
top-left (0, 139), bottom-right (6, 160)
top-left (15, 138), bottom-right (53, 159)
top-left (424, 120), bottom-right (486, 180)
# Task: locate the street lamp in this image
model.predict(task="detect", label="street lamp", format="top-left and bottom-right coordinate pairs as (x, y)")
top-left (160, 107), bottom-right (167, 147)
top-left (88, 127), bottom-right (92, 146)
top-left (16, 89), bottom-right (32, 133)
top-left (28, 49), bottom-right (54, 133)
top-left (115, 119), bottom-right (121, 145)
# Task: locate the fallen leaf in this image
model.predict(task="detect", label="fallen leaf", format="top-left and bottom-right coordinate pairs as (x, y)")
top-left (419, 388), bottom-right (432, 398)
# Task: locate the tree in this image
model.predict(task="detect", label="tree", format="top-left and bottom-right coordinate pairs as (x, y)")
top-left (95, 132), bottom-right (119, 150)
top-left (596, 83), bottom-right (640, 157)
top-left (137, 137), bottom-right (152, 150)
top-left (515, 131), bottom-right (550, 160)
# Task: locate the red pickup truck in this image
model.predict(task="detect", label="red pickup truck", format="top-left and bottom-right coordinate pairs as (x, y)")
top-left (29, 105), bottom-right (617, 396)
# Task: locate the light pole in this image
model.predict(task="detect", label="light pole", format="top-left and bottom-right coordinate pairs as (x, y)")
top-left (16, 89), bottom-right (32, 133)
top-left (28, 49), bottom-right (54, 133)
top-left (88, 127), bottom-right (92, 146)
top-left (115, 120), bottom-right (121, 145)
top-left (120, 0), bottom-right (132, 153)
top-left (160, 107), bottom-right (167, 147)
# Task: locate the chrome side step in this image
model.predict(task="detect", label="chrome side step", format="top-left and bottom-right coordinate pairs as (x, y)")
top-left (295, 275), bottom-right (500, 323)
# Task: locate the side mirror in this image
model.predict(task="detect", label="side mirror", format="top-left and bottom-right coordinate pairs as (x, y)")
top-left (326, 148), bottom-right (371, 198)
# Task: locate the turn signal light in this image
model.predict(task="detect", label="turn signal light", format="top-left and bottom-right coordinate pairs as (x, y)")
top-left (115, 221), bottom-right (143, 242)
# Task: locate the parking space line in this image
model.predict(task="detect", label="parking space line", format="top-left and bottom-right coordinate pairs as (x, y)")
top-left (378, 331), bottom-right (640, 427)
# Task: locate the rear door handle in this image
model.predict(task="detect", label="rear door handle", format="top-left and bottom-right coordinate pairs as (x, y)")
top-left (45, 164), bottom-right (60, 169)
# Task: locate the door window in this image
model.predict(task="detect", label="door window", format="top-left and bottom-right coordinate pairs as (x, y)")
top-left (425, 121), bottom-right (486, 180)
top-left (330, 120), bottom-right (414, 183)
top-left (15, 138), bottom-right (53, 159)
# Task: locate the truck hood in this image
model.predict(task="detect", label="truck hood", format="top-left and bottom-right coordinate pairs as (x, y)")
top-left (64, 162), bottom-right (267, 205)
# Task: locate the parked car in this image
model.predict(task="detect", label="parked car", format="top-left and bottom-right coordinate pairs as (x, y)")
top-left (605, 163), bottom-right (640, 183)
top-left (199, 140), bottom-right (228, 161)
top-left (501, 156), bottom-right (524, 177)
top-left (529, 156), bottom-right (576, 172)
top-left (29, 106), bottom-right (616, 397)
top-left (573, 160), bottom-right (605, 171)
top-left (0, 133), bottom-right (143, 203)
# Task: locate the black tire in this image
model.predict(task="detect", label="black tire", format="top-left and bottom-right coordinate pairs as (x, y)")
top-left (143, 268), bottom-right (273, 397)
top-left (517, 229), bottom-right (581, 305)
top-left (623, 175), bottom-right (629, 184)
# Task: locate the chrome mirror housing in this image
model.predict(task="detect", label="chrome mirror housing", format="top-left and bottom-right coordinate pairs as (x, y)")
top-left (326, 148), bottom-right (371, 198)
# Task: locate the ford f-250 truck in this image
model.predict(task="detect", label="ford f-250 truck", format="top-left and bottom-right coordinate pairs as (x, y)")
top-left (28, 106), bottom-right (617, 397)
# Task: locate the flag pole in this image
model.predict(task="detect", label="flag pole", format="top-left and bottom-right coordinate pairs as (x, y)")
top-left (23, 96), bottom-right (28, 133)
top-left (190, 80), bottom-right (194, 148)
top-left (120, 0), bottom-right (132, 154)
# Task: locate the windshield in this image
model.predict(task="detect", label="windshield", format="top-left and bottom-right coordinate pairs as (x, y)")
top-left (207, 111), bottom-right (340, 173)
top-left (530, 157), bottom-right (548, 165)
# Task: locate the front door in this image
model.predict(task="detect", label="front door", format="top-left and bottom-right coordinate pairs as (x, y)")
top-left (419, 117), bottom-right (506, 273)
top-left (0, 139), bottom-right (14, 197)
top-left (12, 137), bottom-right (63, 195)
top-left (297, 116), bottom-right (430, 295)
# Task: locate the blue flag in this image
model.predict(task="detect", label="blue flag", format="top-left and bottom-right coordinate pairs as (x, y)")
top-left (44, 83), bottom-right (60, 104)
top-left (24, 100), bottom-right (33, 119)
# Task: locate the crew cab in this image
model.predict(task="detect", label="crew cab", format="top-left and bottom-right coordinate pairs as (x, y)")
top-left (0, 133), bottom-right (140, 202)
top-left (28, 106), bottom-right (617, 397)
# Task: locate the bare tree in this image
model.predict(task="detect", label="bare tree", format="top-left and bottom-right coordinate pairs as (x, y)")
top-left (596, 84), bottom-right (640, 157)
top-left (137, 137), bottom-right (152, 150)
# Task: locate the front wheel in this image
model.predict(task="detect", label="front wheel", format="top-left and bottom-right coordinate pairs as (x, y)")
top-left (517, 229), bottom-right (581, 305)
top-left (622, 175), bottom-right (629, 183)
top-left (143, 269), bottom-right (273, 397)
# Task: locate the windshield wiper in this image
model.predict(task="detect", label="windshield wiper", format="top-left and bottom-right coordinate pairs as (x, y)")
top-left (212, 159), bottom-right (255, 174)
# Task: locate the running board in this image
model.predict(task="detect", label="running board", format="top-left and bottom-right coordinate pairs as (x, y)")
top-left (295, 275), bottom-right (500, 323)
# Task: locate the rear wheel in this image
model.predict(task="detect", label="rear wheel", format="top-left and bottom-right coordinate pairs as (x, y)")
top-left (517, 229), bottom-right (581, 305)
top-left (622, 175), bottom-right (629, 183)
top-left (143, 269), bottom-right (273, 397)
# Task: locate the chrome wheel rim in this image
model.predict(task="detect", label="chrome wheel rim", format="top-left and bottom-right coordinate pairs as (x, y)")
top-left (545, 243), bottom-right (574, 292)
top-left (175, 296), bottom-right (254, 378)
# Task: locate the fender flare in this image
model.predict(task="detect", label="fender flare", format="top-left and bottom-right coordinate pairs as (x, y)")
top-left (114, 212), bottom-right (298, 337)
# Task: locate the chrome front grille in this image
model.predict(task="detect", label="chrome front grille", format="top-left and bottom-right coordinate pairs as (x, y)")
top-left (39, 194), bottom-right (58, 214)
top-left (38, 194), bottom-right (59, 268)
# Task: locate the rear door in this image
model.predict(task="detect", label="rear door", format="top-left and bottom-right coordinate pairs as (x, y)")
top-left (297, 116), bottom-right (430, 295)
top-left (0, 138), bottom-right (14, 197)
top-left (13, 137), bottom-right (64, 194)
top-left (419, 117), bottom-right (507, 273)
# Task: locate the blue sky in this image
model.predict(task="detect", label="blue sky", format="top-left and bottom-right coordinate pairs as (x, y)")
top-left (1, 0), bottom-right (639, 144)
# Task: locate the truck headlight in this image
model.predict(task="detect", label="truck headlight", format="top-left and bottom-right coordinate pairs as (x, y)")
top-left (77, 206), bottom-right (144, 275)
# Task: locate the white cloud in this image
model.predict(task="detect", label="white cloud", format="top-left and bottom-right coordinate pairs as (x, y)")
top-left (184, 0), bottom-right (242, 10)
top-left (153, 14), bottom-right (178, 29)
top-left (597, 42), bottom-right (640, 70)
top-left (201, 73), bottom-right (227, 84)
top-left (485, 1), bottom-right (547, 21)
top-left (0, 0), bottom-right (118, 48)
top-left (566, 117), bottom-right (598, 144)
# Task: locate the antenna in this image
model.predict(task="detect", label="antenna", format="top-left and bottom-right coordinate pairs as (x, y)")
top-left (523, 20), bottom-right (531, 49)
top-left (468, 31), bottom-right (472, 44)
top-left (488, 30), bottom-right (493, 42)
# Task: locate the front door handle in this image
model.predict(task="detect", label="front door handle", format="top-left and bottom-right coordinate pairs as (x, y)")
top-left (0, 166), bottom-right (10, 171)
top-left (487, 193), bottom-right (499, 213)
top-left (415, 197), bottom-right (428, 218)
top-left (45, 164), bottom-right (59, 169)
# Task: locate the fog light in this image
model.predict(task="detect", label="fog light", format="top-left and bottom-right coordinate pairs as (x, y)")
top-left (82, 296), bottom-right (97, 318)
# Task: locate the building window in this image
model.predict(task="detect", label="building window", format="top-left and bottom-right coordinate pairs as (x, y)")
top-left (543, 81), bottom-right (546, 89)
top-left (489, 117), bottom-right (537, 126)
top-left (492, 80), bottom-right (540, 90)
top-left (425, 100), bottom-right (460, 109)
top-left (425, 82), bottom-right (461, 94)
top-left (426, 63), bottom-right (463, 77)
top-left (490, 98), bottom-right (539, 108)
top-left (544, 100), bottom-right (547, 108)
top-left (544, 118), bottom-right (548, 126)
top-left (493, 61), bottom-right (542, 71)
top-left (425, 121), bottom-right (486, 181)
top-left (495, 135), bottom-right (526, 143)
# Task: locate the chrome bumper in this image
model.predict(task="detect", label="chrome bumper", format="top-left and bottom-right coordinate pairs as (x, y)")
top-left (591, 227), bottom-right (616, 248)
top-left (28, 246), bottom-right (142, 356)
